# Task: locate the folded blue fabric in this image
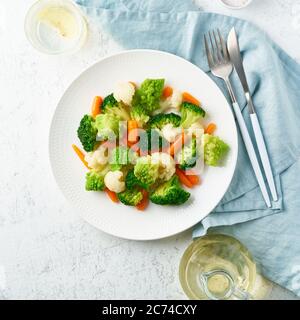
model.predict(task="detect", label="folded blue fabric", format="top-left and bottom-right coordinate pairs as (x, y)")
top-left (76, 0), bottom-right (300, 296)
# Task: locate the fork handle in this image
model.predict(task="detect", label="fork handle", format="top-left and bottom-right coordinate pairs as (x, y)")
top-left (232, 101), bottom-right (271, 207)
top-left (250, 113), bottom-right (278, 201)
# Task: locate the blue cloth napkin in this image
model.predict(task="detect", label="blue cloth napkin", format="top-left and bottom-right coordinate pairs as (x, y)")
top-left (76, 0), bottom-right (300, 296)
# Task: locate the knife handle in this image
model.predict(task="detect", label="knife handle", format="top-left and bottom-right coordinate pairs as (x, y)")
top-left (232, 102), bottom-right (271, 207)
top-left (250, 113), bottom-right (278, 201)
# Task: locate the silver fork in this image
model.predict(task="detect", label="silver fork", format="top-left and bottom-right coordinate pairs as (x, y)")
top-left (204, 30), bottom-right (271, 207)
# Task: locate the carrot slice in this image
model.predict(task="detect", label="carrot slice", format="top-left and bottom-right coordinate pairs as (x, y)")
top-left (176, 167), bottom-right (194, 188)
top-left (162, 86), bottom-right (173, 99)
top-left (72, 144), bottom-right (90, 169)
top-left (105, 188), bottom-right (119, 203)
top-left (186, 174), bottom-right (201, 185)
top-left (136, 190), bottom-right (149, 211)
top-left (91, 96), bottom-right (103, 118)
top-left (205, 123), bottom-right (217, 135)
top-left (128, 120), bottom-right (139, 143)
top-left (182, 92), bottom-right (200, 106)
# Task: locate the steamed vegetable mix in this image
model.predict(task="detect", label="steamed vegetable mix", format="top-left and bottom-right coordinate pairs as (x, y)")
top-left (74, 78), bottom-right (230, 210)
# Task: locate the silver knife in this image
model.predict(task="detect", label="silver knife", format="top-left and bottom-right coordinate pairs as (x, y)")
top-left (227, 27), bottom-right (278, 202)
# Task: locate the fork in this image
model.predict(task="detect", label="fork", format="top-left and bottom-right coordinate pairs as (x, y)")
top-left (204, 30), bottom-right (271, 208)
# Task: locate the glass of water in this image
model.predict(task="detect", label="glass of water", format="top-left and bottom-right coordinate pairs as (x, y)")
top-left (179, 234), bottom-right (270, 300)
top-left (24, 0), bottom-right (87, 54)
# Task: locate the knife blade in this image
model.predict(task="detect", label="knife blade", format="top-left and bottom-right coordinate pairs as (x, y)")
top-left (227, 27), bottom-right (255, 114)
top-left (227, 27), bottom-right (278, 202)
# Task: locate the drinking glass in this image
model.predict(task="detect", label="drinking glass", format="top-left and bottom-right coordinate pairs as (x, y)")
top-left (179, 234), bottom-right (271, 300)
top-left (24, 0), bottom-right (87, 54)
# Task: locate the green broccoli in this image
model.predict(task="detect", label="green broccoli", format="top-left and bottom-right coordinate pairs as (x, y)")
top-left (85, 166), bottom-right (110, 191)
top-left (134, 155), bottom-right (159, 187)
top-left (102, 94), bottom-right (131, 121)
top-left (150, 176), bottom-right (190, 205)
top-left (117, 189), bottom-right (143, 206)
top-left (180, 102), bottom-right (206, 129)
top-left (203, 134), bottom-right (229, 166)
top-left (125, 169), bottom-right (149, 190)
top-left (148, 113), bottom-right (181, 130)
top-left (138, 129), bottom-right (169, 154)
top-left (102, 93), bottom-right (118, 110)
top-left (94, 113), bottom-right (120, 140)
top-left (109, 146), bottom-right (137, 171)
top-left (178, 137), bottom-right (199, 170)
top-left (138, 78), bottom-right (165, 113)
top-left (77, 114), bottom-right (98, 152)
top-left (130, 92), bottom-right (150, 126)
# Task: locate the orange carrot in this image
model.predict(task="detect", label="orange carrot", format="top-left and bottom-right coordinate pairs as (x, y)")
top-left (162, 86), bottom-right (173, 99)
top-left (129, 143), bottom-right (140, 153)
top-left (105, 188), bottom-right (119, 203)
top-left (176, 167), bottom-right (194, 188)
top-left (128, 120), bottom-right (139, 143)
top-left (182, 92), bottom-right (200, 106)
top-left (205, 123), bottom-right (217, 135)
top-left (168, 131), bottom-right (190, 156)
top-left (91, 96), bottom-right (103, 118)
top-left (186, 174), bottom-right (201, 185)
top-left (72, 144), bottom-right (90, 169)
top-left (136, 190), bottom-right (149, 211)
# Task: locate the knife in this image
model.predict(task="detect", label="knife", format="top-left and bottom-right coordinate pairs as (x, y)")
top-left (227, 27), bottom-right (278, 202)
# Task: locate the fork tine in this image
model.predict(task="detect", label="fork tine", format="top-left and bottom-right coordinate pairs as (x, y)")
top-left (204, 35), bottom-right (214, 68)
top-left (217, 29), bottom-right (229, 61)
top-left (213, 30), bottom-right (223, 62)
top-left (208, 31), bottom-right (218, 64)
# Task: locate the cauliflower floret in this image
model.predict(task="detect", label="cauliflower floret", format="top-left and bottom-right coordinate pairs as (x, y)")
top-left (160, 124), bottom-right (182, 142)
top-left (104, 170), bottom-right (125, 193)
top-left (151, 152), bottom-right (176, 181)
top-left (84, 145), bottom-right (108, 170)
top-left (113, 82), bottom-right (135, 106)
top-left (159, 89), bottom-right (182, 112)
top-left (187, 122), bottom-right (204, 140)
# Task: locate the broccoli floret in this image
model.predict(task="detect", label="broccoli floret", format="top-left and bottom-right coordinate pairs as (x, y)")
top-left (150, 176), bottom-right (190, 205)
top-left (138, 129), bottom-right (169, 154)
top-left (138, 79), bottom-right (165, 113)
top-left (117, 189), bottom-right (143, 206)
top-left (109, 146), bottom-right (137, 171)
top-left (203, 134), bottom-right (229, 166)
top-left (130, 92), bottom-right (150, 126)
top-left (180, 102), bottom-right (206, 129)
top-left (77, 115), bottom-right (98, 152)
top-left (148, 113), bottom-right (181, 130)
top-left (125, 169), bottom-right (149, 190)
top-left (85, 167), bottom-right (110, 191)
top-left (134, 155), bottom-right (159, 187)
top-left (94, 113), bottom-right (120, 140)
top-left (102, 93), bottom-right (118, 110)
top-left (102, 94), bottom-right (131, 121)
top-left (178, 137), bottom-right (198, 170)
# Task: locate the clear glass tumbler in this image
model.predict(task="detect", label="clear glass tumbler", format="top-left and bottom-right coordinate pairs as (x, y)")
top-left (24, 0), bottom-right (87, 54)
top-left (179, 234), bottom-right (270, 300)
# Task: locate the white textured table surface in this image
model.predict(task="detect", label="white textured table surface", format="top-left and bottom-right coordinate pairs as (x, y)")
top-left (0, 0), bottom-right (299, 300)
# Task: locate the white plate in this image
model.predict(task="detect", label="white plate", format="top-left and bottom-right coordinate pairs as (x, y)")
top-left (49, 50), bottom-right (238, 240)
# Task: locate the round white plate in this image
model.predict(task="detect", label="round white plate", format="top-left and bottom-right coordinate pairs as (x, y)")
top-left (49, 49), bottom-right (238, 240)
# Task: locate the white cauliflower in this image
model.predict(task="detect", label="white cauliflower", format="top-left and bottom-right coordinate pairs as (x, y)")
top-left (151, 152), bottom-right (175, 181)
top-left (113, 82), bottom-right (135, 106)
top-left (104, 170), bottom-right (125, 193)
top-left (84, 145), bottom-right (108, 170)
top-left (159, 89), bottom-right (182, 112)
top-left (160, 124), bottom-right (182, 142)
